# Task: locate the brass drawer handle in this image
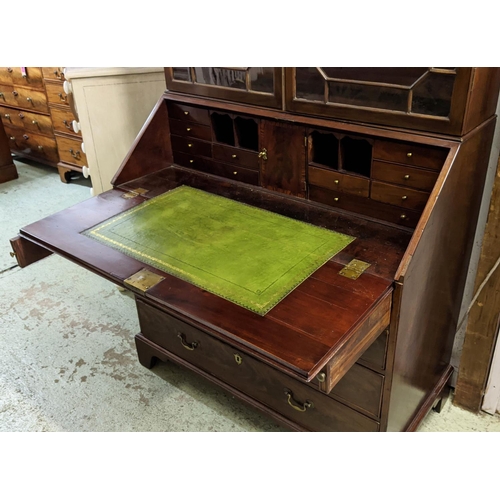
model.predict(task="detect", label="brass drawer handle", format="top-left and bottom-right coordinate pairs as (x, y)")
top-left (258, 148), bottom-right (267, 160)
top-left (183, 111), bottom-right (189, 116)
top-left (4, 113), bottom-right (10, 120)
top-left (53, 69), bottom-right (63, 79)
top-left (284, 389), bottom-right (313, 412)
top-left (32, 120), bottom-right (38, 125)
top-left (231, 154), bottom-right (237, 159)
top-left (69, 148), bottom-right (81, 159)
top-left (400, 214), bottom-right (408, 220)
top-left (7, 67), bottom-right (13, 73)
top-left (186, 127), bottom-right (191, 132)
top-left (37, 145), bottom-right (43, 150)
top-left (12, 91), bottom-right (18, 97)
top-left (177, 333), bottom-right (198, 351)
top-left (403, 174), bottom-right (410, 180)
top-left (407, 152), bottom-right (413, 158)
top-left (63, 120), bottom-right (72, 129)
top-left (0, 93), bottom-right (4, 98)
top-left (187, 143), bottom-right (193, 148)
top-left (58, 92), bottom-right (67, 102)
top-left (9, 136), bottom-right (15, 141)
top-left (334, 179), bottom-right (339, 184)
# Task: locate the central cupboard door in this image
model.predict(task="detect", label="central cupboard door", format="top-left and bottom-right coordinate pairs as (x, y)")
top-left (259, 120), bottom-right (306, 198)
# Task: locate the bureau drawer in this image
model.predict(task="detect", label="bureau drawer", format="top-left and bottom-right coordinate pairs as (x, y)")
top-left (213, 144), bottom-right (259, 170)
top-left (308, 165), bottom-right (370, 197)
top-left (50, 107), bottom-right (81, 136)
top-left (173, 151), bottom-right (213, 171)
top-left (137, 299), bottom-right (380, 431)
top-left (42, 67), bottom-right (65, 81)
top-left (0, 84), bottom-right (49, 112)
top-left (373, 139), bottom-right (448, 171)
top-left (1, 106), bottom-right (54, 136)
top-left (45, 81), bottom-right (70, 107)
top-left (0, 67), bottom-right (44, 88)
top-left (167, 102), bottom-right (211, 126)
top-left (372, 160), bottom-right (439, 192)
top-left (169, 119), bottom-right (212, 141)
top-left (371, 180), bottom-right (430, 211)
top-left (55, 135), bottom-right (87, 167)
top-left (5, 125), bottom-right (58, 162)
top-left (171, 135), bottom-right (212, 157)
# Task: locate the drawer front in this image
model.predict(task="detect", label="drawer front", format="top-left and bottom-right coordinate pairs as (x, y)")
top-left (210, 161), bottom-right (260, 185)
top-left (45, 81), bottom-right (70, 107)
top-left (5, 126), bottom-right (58, 162)
top-left (173, 151), bottom-right (214, 171)
top-left (213, 144), bottom-right (259, 170)
top-left (0, 84), bottom-right (49, 112)
top-left (171, 135), bottom-right (212, 157)
top-left (42, 67), bottom-right (65, 81)
top-left (308, 165), bottom-right (370, 197)
top-left (56, 135), bottom-right (87, 167)
top-left (309, 185), bottom-right (420, 228)
top-left (167, 102), bottom-right (211, 126)
top-left (137, 299), bottom-right (380, 432)
top-left (50, 106), bottom-right (81, 136)
top-left (359, 330), bottom-right (388, 372)
top-left (169, 119), bottom-right (212, 141)
top-left (0, 67), bottom-right (44, 88)
top-left (371, 180), bottom-right (430, 211)
top-left (372, 160), bottom-right (439, 192)
top-left (373, 139), bottom-right (447, 171)
top-left (1, 106), bottom-right (53, 136)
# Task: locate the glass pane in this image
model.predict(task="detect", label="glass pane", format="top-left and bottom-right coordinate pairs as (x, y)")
top-left (328, 82), bottom-right (409, 112)
top-left (321, 68), bottom-right (428, 87)
top-left (172, 67), bottom-right (191, 81)
top-left (249, 68), bottom-right (274, 93)
top-left (411, 72), bottom-right (455, 117)
top-left (194, 68), bottom-right (246, 89)
top-left (295, 68), bottom-right (325, 101)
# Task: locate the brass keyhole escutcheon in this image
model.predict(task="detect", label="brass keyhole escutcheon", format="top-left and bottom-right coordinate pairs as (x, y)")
top-left (234, 354), bottom-right (242, 365)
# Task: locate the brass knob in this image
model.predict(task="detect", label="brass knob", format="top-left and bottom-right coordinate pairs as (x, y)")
top-left (18, 113), bottom-right (24, 119)
top-left (58, 93), bottom-right (66, 101)
top-left (189, 159), bottom-right (194, 163)
top-left (186, 127), bottom-right (191, 132)
top-left (9, 136), bottom-right (15, 140)
top-left (183, 111), bottom-right (189, 115)
top-left (317, 373), bottom-right (326, 383)
top-left (9, 251), bottom-right (16, 258)
top-left (12, 91), bottom-right (19, 97)
top-left (401, 195), bottom-right (407, 200)
top-left (187, 143), bottom-right (193, 148)
top-left (334, 197), bottom-right (339, 202)
top-left (0, 93), bottom-right (4, 98)
top-left (7, 67), bottom-right (13, 73)
top-left (32, 120), bottom-right (38, 125)
top-left (404, 174), bottom-right (410, 180)
top-left (69, 148), bottom-right (81, 159)
top-left (231, 154), bottom-right (237, 159)
top-left (23, 134), bottom-right (29, 140)
top-left (4, 114), bottom-right (10, 119)
top-left (233, 171), bottom-right (237, 175)
top-left (407, 152), bottom-right (413, 158)
top-left (400, 214), bottom-right (407, 220)
top-left (26, 97), bottom-right (32, 102)
top-left (38, 145), bottom-right (43, 150)
top-left (334, 179), bottom-right (339, 184)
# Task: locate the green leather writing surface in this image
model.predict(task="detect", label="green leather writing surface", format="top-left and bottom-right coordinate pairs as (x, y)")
top-left (83, 186), bottom-right (354, 315)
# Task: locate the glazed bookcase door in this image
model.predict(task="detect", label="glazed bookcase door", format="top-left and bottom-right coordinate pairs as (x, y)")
top-left (165, 68), bottom-right (282, 109)
top-left (285, 68), bottom-right (473, 135)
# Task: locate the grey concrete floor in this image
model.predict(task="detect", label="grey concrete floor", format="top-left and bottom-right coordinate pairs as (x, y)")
top-left (1, 159), bottom-right (500, 432)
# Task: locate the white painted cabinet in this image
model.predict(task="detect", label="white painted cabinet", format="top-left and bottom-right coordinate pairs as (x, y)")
top-left (64, 67), bottom-right (166, 195)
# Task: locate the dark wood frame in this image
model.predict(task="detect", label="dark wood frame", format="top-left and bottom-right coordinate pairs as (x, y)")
top-left (165, 68), bottom-right (283, 110)
top-left (284, 68), bottom-right (498, 136)
top-left (0, 118), bottom-right (17, 183)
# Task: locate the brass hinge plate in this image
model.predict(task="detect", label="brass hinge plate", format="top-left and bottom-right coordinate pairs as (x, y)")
top-left (121, 187), bottom-right (149, 199)
top-left (124, 268), bottom-right (165, 293)
top-left (338, 259), bottom-right (371, 280)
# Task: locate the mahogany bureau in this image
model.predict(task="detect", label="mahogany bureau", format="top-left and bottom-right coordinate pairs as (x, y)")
top-left (11, 67), bottom-right (500, 431)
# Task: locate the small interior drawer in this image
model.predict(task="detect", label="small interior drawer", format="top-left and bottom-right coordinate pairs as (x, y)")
top-left (373, 139), bottom-right (447, 171)
top-left (171, 135), bottom-right (212, 157)
top-left (172, 150), bottom-right (214, 171)
top-left (169, 119), bottom-right (212, 141)
top-left (212, 144), bottom-right (259, 170)
top-left (209, 160), bottom-right (260, 185)
top-left (371, 180), bottom-right (430, 211)
top-left (167, 102), bottom-right (211, 126)
top-left (308, 165), bottom-right (370, 197)
top-left (42, 67), bottom-right (65, 81)
top-left (372, 160), bottom-right (439, 192)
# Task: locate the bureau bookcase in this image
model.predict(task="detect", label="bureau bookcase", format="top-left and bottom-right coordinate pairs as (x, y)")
top-left (11, 67), bottom-right (500, 431)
